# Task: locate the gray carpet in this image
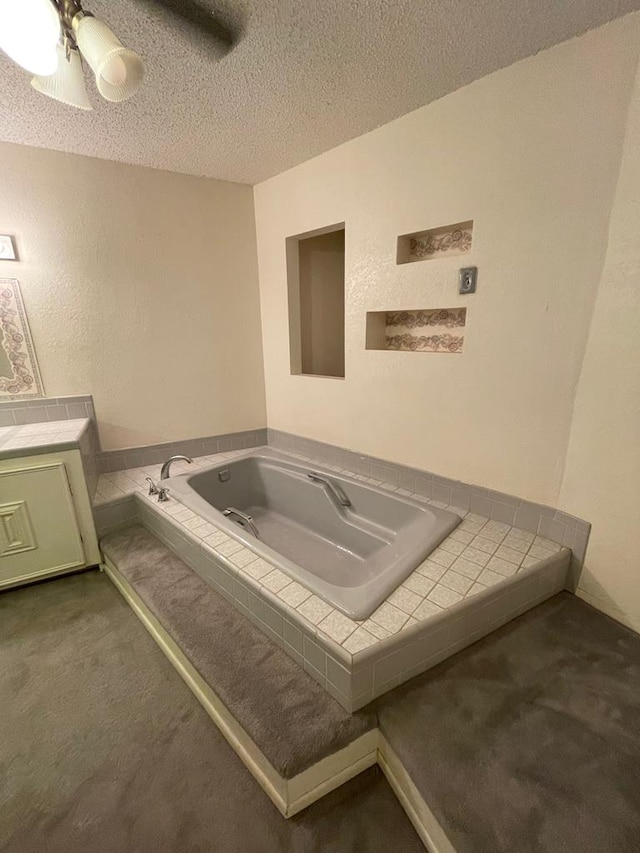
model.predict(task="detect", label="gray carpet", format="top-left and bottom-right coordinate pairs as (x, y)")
top-left (0, 570), bottom-right (422, 853)
top-left (377, 592), bottom-right (640, 853)
top-left (100, 525), bottom-right (376, 778)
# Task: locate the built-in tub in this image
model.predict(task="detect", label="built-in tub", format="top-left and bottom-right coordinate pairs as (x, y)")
top-left (165, 450), bottom-right (460, 620)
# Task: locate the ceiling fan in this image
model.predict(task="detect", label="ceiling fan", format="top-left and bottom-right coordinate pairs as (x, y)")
top-left (0, 0), bottom-right (234, 111)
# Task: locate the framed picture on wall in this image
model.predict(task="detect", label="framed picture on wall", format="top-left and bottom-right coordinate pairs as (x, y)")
top-left (0, 279), bottom-right (44, 399)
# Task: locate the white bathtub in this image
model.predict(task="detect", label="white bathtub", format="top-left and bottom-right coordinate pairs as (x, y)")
top-left (164, 450), bottom-right (461, 620)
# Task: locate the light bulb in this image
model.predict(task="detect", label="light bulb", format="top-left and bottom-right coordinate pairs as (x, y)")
top-left (101, 55), bottom-right (127, 86)
top-left (73, 15), bottom-right (144, 102)
top-left (0, 0), bottom-right (60, 75)
top-left (31, 42), bottom-right (93, 110)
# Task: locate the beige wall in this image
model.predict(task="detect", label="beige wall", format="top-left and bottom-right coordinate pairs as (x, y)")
top-left (0, 144), bottom-right (266, 450)
top-left (254, 16), bottom-right (640, 507)
top-left (558, 58), bottom-right (640, 633)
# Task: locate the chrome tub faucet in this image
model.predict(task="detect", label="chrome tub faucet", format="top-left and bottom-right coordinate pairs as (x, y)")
top-left (160, 455), bottom-right (193, 480)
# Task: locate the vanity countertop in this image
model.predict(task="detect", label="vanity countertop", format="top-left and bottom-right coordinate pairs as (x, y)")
top-left (0, 418), bottom-right (90, 460)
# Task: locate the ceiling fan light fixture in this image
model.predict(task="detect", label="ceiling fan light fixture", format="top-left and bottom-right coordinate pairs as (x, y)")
top-left (0, 0), bottom-right (60, 76)
top-left (31, 41), bottom-right (92, 111)
top-left (72, 14), bottom-right (144, 102)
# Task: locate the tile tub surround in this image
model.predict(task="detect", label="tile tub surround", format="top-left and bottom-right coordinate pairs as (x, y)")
top-left (0, 394), bottom-right (96, 427)
top-left (95, 448), bottom-right (571, 711)
top-left (0, 394), bottom-right (266, 482)
top-left (0, 416), bottom-right (99, 500)
top-left (0, 394), bottom-right (100, 498)
top-left (96, 428), bottom-right (268, 473)
top-left (0, 418), bottom-right (93, 458)
top-left (267, 429), bottom-right (591, 584)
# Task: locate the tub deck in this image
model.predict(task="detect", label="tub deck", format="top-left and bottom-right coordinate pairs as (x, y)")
top-left (93, 446), bottom-right (570, 711)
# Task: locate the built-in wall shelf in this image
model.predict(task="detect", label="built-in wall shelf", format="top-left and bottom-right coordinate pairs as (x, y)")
top-left (396, 220), bottom-right (473, 264)
top-left (365, 308), bottom-right (466, 353)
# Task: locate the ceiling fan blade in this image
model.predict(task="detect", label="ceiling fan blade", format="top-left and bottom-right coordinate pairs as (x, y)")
top-left (139, 0), bottom-right (236, 52)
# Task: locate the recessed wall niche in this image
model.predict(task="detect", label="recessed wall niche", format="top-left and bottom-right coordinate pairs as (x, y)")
top-left (286, 223), bottom-right (345, 378)
top-left (365, 308), bottom-right (466, 353)
top-left (397, 220), bottom-right (473, 264)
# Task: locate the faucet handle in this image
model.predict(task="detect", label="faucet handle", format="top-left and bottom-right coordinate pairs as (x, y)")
top-left (146, 477), bottom-right (159, 496)
top-left (157, 487), bottom-right (170, 502)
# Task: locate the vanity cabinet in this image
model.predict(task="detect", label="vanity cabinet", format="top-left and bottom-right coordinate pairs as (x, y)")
top-left (0, 450), bottom-right (99, 589)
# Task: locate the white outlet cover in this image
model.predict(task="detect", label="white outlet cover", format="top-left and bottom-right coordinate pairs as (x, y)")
top-left (0, 236), bottom-right (17, 260)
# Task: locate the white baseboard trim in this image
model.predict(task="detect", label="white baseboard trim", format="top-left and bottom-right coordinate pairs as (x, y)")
top-left (377, 735), bottom-right (456, 853)
top-left (0, 562), bottom-right (92, 591)
top-left (287, 734), bottom-right (378, 816)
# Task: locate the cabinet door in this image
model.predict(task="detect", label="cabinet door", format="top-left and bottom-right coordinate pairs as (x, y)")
top-left (0, 462), bottom-right (85, 587)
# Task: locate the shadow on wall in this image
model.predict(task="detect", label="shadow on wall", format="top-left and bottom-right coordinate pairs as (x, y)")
top-left (575, 569), bottom-right (639, 634)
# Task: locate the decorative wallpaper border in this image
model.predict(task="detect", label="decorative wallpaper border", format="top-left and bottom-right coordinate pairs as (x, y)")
top-left (409, 227), bottom-right (472, 260)
top-left (0, 279), bottom-right (44, 398)
top-left (397, 220), bottom-right (473, 265)
top-left (385, 307), bottom-right (466, 353)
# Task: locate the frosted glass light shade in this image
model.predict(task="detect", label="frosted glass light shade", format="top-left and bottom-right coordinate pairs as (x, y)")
top-left (73, 16), bottom-right (144, 102)
top-left (31, 43), bottom-right (92, 110)
top-left (0, 0), bottom-right (60, 75)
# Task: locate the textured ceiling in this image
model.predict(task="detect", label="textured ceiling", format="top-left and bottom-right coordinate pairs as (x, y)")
top-left (1, 0), bottom-right (639, 184)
